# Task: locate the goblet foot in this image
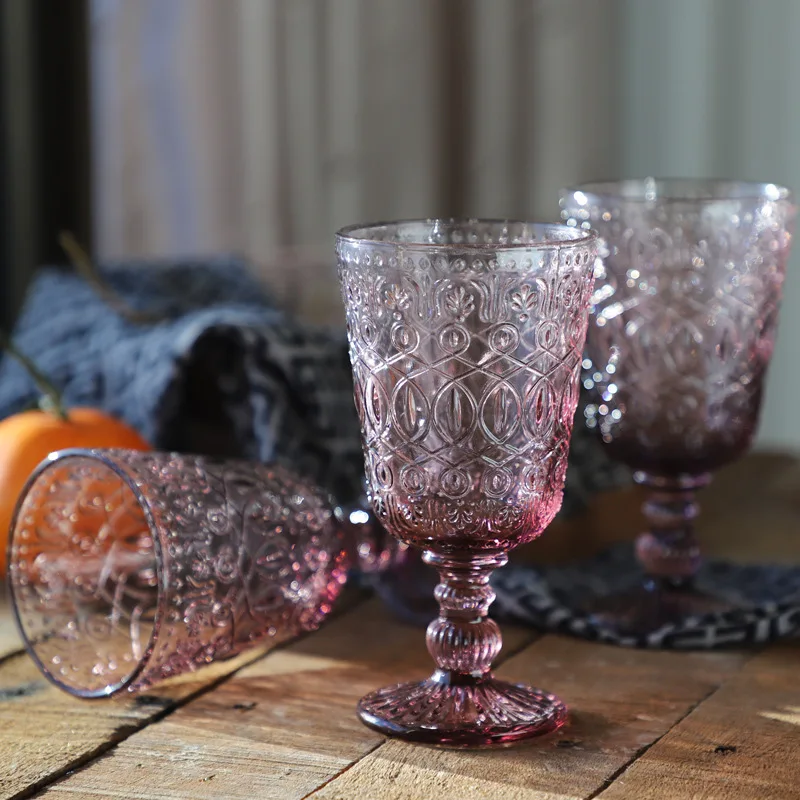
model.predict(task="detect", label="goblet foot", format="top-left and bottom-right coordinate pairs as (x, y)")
top-left (586, 578), bottom-right (735, 637)
top-left (357, 672), bottom-right (567, 747)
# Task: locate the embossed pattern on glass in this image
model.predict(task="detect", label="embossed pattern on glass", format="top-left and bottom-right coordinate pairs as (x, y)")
top-left (560, 179), bottom-right (796, 630)
top-left (338, 219), bottom-right (597, 746)
top-left (8, 449), bottom-right (349, 698)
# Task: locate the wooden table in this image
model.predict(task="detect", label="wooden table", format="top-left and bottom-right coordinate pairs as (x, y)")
top-left (1, 454), bottom-right (798, 800)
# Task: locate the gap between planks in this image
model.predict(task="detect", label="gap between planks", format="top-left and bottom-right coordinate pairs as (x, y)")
top-left (297, 618), bottom-right (543, 800)
top-left (595, 641), bottom-right (800, 800)
top-left (0, 589), bottom-right (368, 800)
top-left (35, 601), bottom-right (750, 800)
top-left (304, 639), bottom-right (749, 800)
top-left (33, 599), bottom-right (537, 800)
top-left (583, 672), bottom-right (743, 800)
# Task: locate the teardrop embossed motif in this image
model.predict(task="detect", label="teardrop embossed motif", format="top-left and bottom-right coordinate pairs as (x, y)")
top-left (360, 317), bottom-right (378, 348)
top-left (364, 376), bottom-right (389, 436)
top-left (568, 313), bottom-right (586, 348)
top-left (488, 323), bottom-right (520, 355)
top-left (374, 458), bottom-right (394, 489)
top-left (537, 320), bottom-right (561, 353)
top-left (252, 538), bottom-right (291, 577)
top-left (439, 468), bottom-right (471, 499)
top-left (559, 275), bottom-right (582, 310)
top-left (438, 323), bottom-right (469, 355)
top-left (391, 322), bottom-right (420, 354)
top-left (559, 376), bottom-right (578, 427)
top-left (400, 465), bottom-right (427, 496)
top-left (433, 383), bottom-right (477, 444)
top-left (479, 382), bottom-right (521, 443)
top-left (524, 378), bottom-right (556, 441)
top-left (482, 468), bottom-right (512, 498)
top-left (392, 379), bottom-right (430, 441)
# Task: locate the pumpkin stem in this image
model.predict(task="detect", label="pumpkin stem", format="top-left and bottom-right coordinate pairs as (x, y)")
top-left (58, 231), bottom-right (161, 325)
top-left (0, 333), bottom-right (69, 421)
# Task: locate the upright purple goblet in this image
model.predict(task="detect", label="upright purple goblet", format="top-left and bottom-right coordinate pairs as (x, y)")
top-left (560, 179), bottom-right (795, 633)
top-left (337, 219), bottom-right (597, 746)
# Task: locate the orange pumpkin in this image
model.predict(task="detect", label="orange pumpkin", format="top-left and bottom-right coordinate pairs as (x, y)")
top-left (0, 407), bottom-right (150, 575)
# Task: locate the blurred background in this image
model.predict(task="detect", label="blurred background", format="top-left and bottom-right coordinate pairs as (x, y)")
top-left (1, 0), bottom-right (798, 452)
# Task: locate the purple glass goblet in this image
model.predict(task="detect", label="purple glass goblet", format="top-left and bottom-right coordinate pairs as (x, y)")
top-left (560, 179), bottom-right (795, 633)
top-left (337, 219), bottom-right (597, 746)
top-left (8, 449), bottom-right (349, 697)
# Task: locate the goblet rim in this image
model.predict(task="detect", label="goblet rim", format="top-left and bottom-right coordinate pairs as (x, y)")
top-left (7, 448), bottom-right (164, 699)
top-left (561, 177), bottom-right (795, 206)
top-left (335, 217), bottom-right (597, 251)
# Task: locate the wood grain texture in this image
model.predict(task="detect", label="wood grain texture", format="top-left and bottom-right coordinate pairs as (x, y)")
top-left (4, 454), bottom-right (798, 799)
top-left (0, 640), bottom-right (276, 800)
top-left (309, 637), bottom-right (747, 800)
top-left (597, 642), bottom-right (800, 800)
top-left (38, 599), bottom-right (535, 800)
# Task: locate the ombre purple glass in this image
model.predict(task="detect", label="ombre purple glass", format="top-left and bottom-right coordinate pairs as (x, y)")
top-left (8, 449), bottom-right (349, 697)
top-left (560, 179), bottom-right (795, 633)
top-left (337, 219), bottom-right (596, 746)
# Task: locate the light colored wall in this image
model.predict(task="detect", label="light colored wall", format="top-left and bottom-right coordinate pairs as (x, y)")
top-left (90, 0), bottom-right (621, 323)
top-left (90, 0), bottom-right (799, 451)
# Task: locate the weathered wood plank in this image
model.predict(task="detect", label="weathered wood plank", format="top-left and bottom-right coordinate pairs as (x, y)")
top-left (0, 586), bottom-right (369, 800)
top-left (307, 637), bottom-right (748, 800)
top-left (38, 599), bottom-right (535, 800)
top-left (596, 642), bottom-right (800, 800)
top-left (6, 453), bottom-right (797, 799)
top-left (0, 640), bottom-right (284, 800)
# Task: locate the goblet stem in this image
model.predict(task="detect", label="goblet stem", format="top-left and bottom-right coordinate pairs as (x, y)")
top-left (423, 550), bottom-right (506, 681)
top-left (583, 472), bottom-right (734, 635)
top-left (356, 546), bottom-right (567, 746)
top-left (634, 471), bottom-right (711, 586)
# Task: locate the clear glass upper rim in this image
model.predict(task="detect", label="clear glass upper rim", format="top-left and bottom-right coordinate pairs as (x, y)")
top-left (8, 450), bottom-right (163, 699)
top-left (561, 178), bottom-right (795, 205)
top-left (335, 218), bottom-right (597, 250)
